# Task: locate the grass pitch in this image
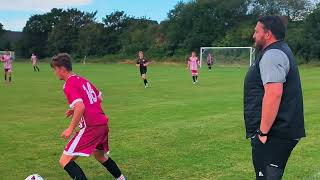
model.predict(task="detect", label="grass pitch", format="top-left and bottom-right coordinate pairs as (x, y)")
top-left (0, 62), bottom-right (319, 180)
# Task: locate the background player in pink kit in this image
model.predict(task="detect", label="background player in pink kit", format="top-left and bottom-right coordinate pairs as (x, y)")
top-left (207, 53), bottom-right (214, 71)
top-left (31, 53), bottom-right (40, 72)
top-left (0, 50), bottom-right (13, 83)
top-left (187, 51), bottom-right (200, 84)
top-left (50, 53), bottom-right (125, 180)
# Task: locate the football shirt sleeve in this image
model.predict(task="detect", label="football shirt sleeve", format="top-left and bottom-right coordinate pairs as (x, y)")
top-left (259, 49), bottom-right (290, 86)
top-left (64, 83), bottom-right (83, 109)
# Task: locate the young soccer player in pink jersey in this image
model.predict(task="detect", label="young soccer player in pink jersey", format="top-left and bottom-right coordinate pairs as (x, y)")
top-left (31, 53), bottom-right (40, 72)
top-left (187, 51), bottom-right (200, 84)
top-left (50, 53), bottom-right (125, 180)
top-left (1, 50), bottom-right (13, 83)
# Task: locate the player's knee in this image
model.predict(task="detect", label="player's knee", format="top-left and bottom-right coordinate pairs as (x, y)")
top-left (266, 165), bottom-right (284, 180)
top-left (59, 155), bottom-right (73, 168)
top-left (59, 157), bottom-right (66, 168)
top-left (94, 152), bottom-right (108, 163)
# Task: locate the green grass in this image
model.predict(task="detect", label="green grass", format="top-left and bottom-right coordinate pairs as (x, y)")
top-left (0, 63), bottom-right (319, 180)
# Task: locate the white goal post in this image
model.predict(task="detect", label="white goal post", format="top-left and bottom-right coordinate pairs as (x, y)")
top-left (200, 47), bottom-right (255, 67)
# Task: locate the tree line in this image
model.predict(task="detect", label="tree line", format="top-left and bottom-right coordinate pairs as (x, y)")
top-left (1, 0), bottom-right (319, 62)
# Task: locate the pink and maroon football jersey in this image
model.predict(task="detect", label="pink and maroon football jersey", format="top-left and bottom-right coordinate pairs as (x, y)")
top-left (188, 57), bottom-right (199, 71)
top-left (31, 55), bottom-right (37, 65)
top-left (207, 55), bottom-right (213, 64)
top-left (2, 54), bottom-right (12, 69)
top-left (63, 75), bottom-right (108, 128)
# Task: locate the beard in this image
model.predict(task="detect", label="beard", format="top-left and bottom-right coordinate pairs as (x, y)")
top-left (254, 38), bottom-right (266, 51)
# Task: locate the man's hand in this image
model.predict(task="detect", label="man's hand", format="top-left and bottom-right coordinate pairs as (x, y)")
top-left (65, 109), bottom-right (74, 118)
top-left (259, 135), bottom-right (268, 144)
top-left (61, 127), bottom-right (74, 140)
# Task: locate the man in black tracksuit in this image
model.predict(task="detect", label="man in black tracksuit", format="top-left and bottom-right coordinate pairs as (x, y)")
top-left (244, 16), bottom-right (306, 179)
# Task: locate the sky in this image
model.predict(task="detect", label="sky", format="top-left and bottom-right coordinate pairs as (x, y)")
top-left (0, 0), bottom-right (190, 31)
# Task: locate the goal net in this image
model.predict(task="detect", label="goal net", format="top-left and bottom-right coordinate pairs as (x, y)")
top-left (0, 51), bottom-right (15, 60)
top-left (199, 47), bottom-right (255, 67)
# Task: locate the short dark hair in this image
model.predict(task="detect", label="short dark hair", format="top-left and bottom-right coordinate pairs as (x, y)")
top-left (258, 16), bottom-right (287, 40)
top-left (50, 53), bottom-right (72, 71)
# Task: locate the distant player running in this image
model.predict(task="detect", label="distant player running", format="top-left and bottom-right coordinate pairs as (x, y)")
top-left (1, 50), bottom-right (13, 83)
top-left (207, 53), bottom-right (214, 71)
top-left (50, 53), bottom-right (126, 180)
top-left (31, 53), bottom-right (40, 72)
top-left (187, 51), bottom-right (200, 84)
top-left (136, 51), bottom-right (149, 88)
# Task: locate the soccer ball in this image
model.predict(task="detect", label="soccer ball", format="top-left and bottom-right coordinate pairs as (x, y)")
top-left (25, 174), bottom-right (44, 180)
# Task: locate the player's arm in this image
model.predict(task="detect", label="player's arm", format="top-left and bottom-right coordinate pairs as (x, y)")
top-left (144, 60), bottom-right (149, 67)
top-left (136, 60), bottom-right (140, 67)
top-left (259, 83), bottom-right (283, 135)
top-left (95, 89), bottom-right (103, 102)
top-left (91, 83), bottom-right (103, 102)
top-left (62, 101), bottom-right (85, 139)
top-left (69, 102), bottom-right (85, 130)
top-left (98, 92), bottom-right (103, 102)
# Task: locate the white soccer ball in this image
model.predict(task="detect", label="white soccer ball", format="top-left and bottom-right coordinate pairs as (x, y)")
top-left (25, 174), bottom-right (44, 180)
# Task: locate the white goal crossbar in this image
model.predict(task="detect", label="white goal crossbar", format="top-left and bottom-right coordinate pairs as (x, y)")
top-left (200, 47), bottom-right (255, 67)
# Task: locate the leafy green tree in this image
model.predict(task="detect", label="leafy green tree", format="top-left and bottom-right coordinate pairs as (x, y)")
top-left (101, 11), bottom-right (131, 53)
top-left (0, 23), bottom-right (4, 35)
top-left (20, 8), bottom-right (96, 57)
top-left (300, 3), bottom-right (320, 62)
top-left (120, 18), bottom-right (158, 55)
top-left (163, 0), bottom-right (250, 54)
top-left (76, 22), bottom-right (105, 57)
top-left (249, 0), bottom-right (311, 20)
top-left (47, 9), bottom-right (96, 55)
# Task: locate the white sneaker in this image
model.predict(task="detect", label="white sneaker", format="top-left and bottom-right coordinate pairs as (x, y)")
top-left (117, 175), bottom-right (126, 180)
top-left (145, 83), bottom-right (149, 88)
top-left (193, 82), bottom-right (196, 84)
